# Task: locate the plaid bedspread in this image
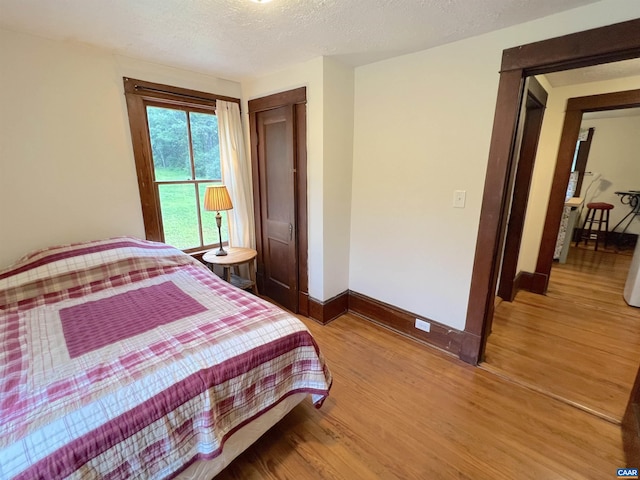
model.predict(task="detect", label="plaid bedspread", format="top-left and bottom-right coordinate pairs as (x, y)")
top-left (0, 237), bottom-right (332, 479)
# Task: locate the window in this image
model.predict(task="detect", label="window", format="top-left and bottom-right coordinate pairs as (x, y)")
top-left (123, 78), bottom-right (241, 252)
top-left (147, 105), bottom-right (221, 250)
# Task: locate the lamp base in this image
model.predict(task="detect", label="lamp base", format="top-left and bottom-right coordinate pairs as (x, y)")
top-left (215, 212), bottom-right (227, 256)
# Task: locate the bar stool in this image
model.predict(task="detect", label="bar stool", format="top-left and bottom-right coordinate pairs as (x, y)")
top-left (575, 202), bottom-right (614, 251)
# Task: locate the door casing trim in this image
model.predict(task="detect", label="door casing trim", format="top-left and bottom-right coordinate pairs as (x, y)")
top-left (463, 18), bottom-right (640, 365)
top-left (248, 87), bottom-right (309, 314)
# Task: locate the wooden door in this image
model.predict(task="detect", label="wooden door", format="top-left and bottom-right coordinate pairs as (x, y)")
top-left (250, 87), bottom-right (308, 314)
top-left (253, 105), bottom-right (299, 311)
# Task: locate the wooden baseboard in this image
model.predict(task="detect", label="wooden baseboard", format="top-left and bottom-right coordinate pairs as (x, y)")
top-left (459, 332), bottom-right (481, 365)
top-left (513, 271), bottom-right (527, 293)
top-left (298, 291), bottom-right (310, 317)
top-left (573, 229), bottom-right (638, 249)
top-left (348, 291), bottom-right (466, 359)
top-left (303, 290), bottom-right (486, 365)
top-left (515, 270), bottom-right (548, 295)
top-left (308, 290), bottom-right (349, 325)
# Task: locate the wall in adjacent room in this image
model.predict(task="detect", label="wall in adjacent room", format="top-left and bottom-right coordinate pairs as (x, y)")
top-left (517, 75), bottom-right (640, 274)
top-left (578, 113), bottom-right (640, 235)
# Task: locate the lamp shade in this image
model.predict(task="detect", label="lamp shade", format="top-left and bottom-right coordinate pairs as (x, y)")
top-left (204, 185), bottom-right (233, 212)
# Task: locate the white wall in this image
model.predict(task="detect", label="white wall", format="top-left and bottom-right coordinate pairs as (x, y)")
top-left (350, 0), bottom-right (640, 331)
top-left (0, 28), bottom-right (241, 268)
top-left (241, 57), bottom-right (355, 301)
top-left (241, 57), bottom-right (326, 299)
top-left (322, 58), bottom-right (355, 299)
top-left (579, 114), bottom-right (640, 235)
top-left (517, 75), bottom-right (640, 273)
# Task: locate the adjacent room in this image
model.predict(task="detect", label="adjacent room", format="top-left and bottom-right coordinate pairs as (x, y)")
top-left (484, 62), bottom-right (640, 425)
top-left (1, 0), bottom-right (640, 478)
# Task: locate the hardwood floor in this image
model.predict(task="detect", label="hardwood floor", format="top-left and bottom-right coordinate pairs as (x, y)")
top-left (484, 246), bottom-right (640, 424)
top-left (217, 313), bottom-right (628, 479)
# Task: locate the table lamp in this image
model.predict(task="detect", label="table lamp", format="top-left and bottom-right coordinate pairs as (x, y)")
top-left (204, 185), bottom-right (233, 256)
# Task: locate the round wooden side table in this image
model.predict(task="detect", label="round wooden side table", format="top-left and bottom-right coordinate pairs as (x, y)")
top-left (203, 247), bottom-right (258, 294)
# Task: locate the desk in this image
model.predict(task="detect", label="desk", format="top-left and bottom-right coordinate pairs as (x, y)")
top-left (612, 190), bottom-right (640, 236)
top-left (203, 247), bottom-right (258, 294)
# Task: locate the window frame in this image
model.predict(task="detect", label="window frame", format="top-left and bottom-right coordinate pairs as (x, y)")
top-left (123, 78), bottom-right (240, 253)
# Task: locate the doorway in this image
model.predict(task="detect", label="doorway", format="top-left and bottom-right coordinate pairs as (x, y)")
top-left (535, 88), bottom-right (640, 279)
top-left (463, 18), bottom-right (640, 460)
top-left (248, 87), bottom-right (309, 314)
top-left (462, 17), bottom-right (640, 364)
top-left (486, 82), bottom-right (640, 424)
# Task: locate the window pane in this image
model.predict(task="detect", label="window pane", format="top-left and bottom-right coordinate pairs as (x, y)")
top-left (190, 112), bottom-right (221, 180)
top-left (158, 184), bottom-right (200, 250)
top-left (147, 106), bottom-right (192, 181)
top-left (200, 183), bottom-right (229, 246)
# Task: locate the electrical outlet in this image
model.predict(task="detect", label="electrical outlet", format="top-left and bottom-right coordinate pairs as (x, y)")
top-left (453, 190), bottom-right (466, 208)
top-left (415, 318), bottom-right (431, 332)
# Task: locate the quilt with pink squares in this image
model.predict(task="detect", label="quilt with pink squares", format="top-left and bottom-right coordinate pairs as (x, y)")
top-left (0, 237), bottom-right (331, 479)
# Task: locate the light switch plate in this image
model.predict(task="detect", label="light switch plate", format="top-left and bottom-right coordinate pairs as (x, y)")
top-left (454, 190), bottom-right (466, 208)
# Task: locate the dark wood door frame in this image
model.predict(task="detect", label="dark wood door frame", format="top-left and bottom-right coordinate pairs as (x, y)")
top-left (248, 87), bottom-right (309, 315)
top-left (572, 127), bottom-right (595, 197)
top-left (534, 89), bottom-right (640, 286)
top-left (461, 18), bottom-right (640, 366)
top-left (496, 76), bottom-right (547, 303)
top-left (623, 363), bottom-right (640, 466)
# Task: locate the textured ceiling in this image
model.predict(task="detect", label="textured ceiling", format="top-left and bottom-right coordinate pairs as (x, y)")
top-left (546, 58), bottom-right (640, 87)
top-left (0, 0), bottom-right (601, 80)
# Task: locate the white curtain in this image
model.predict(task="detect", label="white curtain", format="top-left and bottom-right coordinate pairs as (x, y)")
top-left (216, 100), bottom-right (255, 248)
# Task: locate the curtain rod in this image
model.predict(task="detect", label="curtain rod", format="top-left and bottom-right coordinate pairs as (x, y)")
top-left (133, 84), bottom-right (220, 106)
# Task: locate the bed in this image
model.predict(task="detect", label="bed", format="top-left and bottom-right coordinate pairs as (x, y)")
top-left (0, 237), bottom-right (332, 479)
